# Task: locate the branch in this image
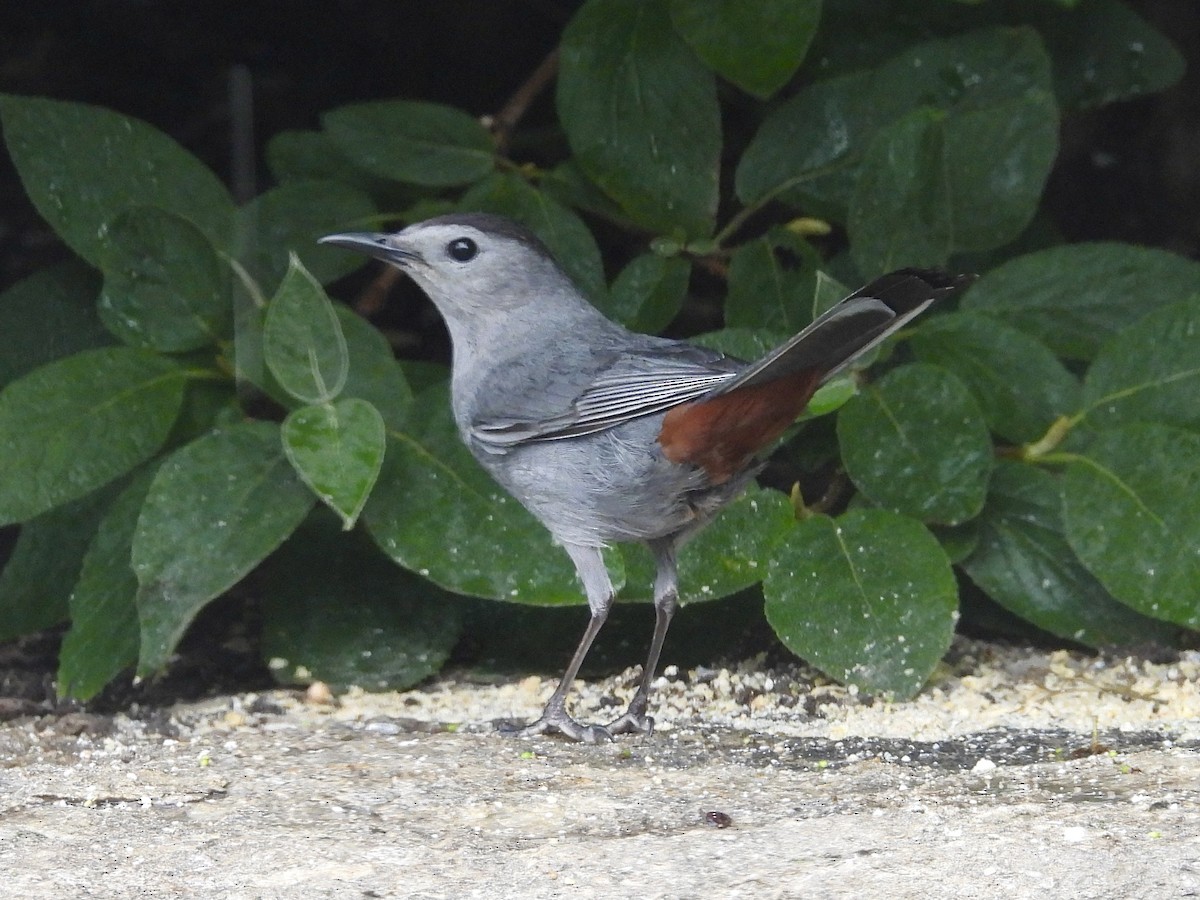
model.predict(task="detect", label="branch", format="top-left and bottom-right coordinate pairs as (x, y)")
top-left (487, 47), bottom-right (560, 154)
top-left (353, 264), bottom-right (402, 317)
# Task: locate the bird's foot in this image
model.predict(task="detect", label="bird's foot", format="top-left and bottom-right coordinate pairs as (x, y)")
top-left (605, 710), bottom-right (655, 736)
top-left (605, 694), bottom-right (654, 736)
top-left (497, 708), bottom-right (613, 744)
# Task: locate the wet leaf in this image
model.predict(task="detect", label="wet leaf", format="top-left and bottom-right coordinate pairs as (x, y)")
top-left (0, 348), bottom-right (185, 525)
top-left (765, 508), bottom-right (957, 698)
top-left (0, 261), bottom-right (110, 389)
top-left (336, 306), bottom-right (413, 431)
top-left (963, 461), bottom-right (1178, 648)
top-left (0, 485), bottom-right (119, 642)
top-left (1062, 424), bottom-right (1200, 630)
top-left (739, 26), bottom-right (1059, 255)
top-left (558, 0), bottom-right (720, 236)
top-left (838, 364), bottom-right (993, 524)
top-left (725, 229), bottom-right (823, 333)
top-left (910, 311), bottom-right (1081, 443)
top-left (97, 207), bottom-right (231, 352)
top-left (1040, 0), bottom-right (1185, 110)
top-left (0, 94), bottom-right (235, 264)
top-left (848, 108), bottom-right (955, 275)
top-left (1082, 294), bottom-right (1200, 433)
top-left (260, 514), bottom-right (461, 691)
top-left (263, 256), bottom-right (349, 405)
top-left (282, 398), bottom-right (386, 530)
top-left (604, 253), bottom-right (691, 333)
top-left (58, 469), bottom-right (158, 700)
top-left (735, 71), bottom-right (871, 212)
top-left (690, 327), bottom-right (791, 364)
top-left (962, 242), bottom-right (1200, 361)
top-left (668, 0), bottom-right (821, 98)
top-left (238, 179), bottom-right (377, 291)
top-left (322, 100), bottom-right (494, 187)
top-left (134, 421), bottom-right (315, 673)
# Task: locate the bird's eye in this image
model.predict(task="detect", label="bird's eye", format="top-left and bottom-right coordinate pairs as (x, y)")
top-left (446, 237), bottom-right (478, 262)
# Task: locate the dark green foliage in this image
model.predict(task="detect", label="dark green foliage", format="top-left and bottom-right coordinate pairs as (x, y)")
top-left (259, 513), bottom-right (462, 692)
top-left (0, 0), bottom-right (1193, 702)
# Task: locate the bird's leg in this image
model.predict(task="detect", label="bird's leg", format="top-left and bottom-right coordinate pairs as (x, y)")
top-left (607, 541), bottom-right (679, 736)
top-left (499, 543), bottom-right (615, 743)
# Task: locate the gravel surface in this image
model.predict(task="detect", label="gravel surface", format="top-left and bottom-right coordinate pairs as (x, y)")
top-left (3, 638), bottom-right (1199, 898)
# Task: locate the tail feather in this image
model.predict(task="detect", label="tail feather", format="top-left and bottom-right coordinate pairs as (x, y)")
top-left (657, 268), bottom-right (974, 483)
top-left (714, 269), bottom-right (976, 395)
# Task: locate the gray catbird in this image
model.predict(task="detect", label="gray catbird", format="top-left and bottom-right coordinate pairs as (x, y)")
top-left (321, 213), bottom-right (972, 742)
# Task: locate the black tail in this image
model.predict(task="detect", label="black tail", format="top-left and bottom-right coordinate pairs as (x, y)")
top-left (713, 269), bottom-right (975, 396)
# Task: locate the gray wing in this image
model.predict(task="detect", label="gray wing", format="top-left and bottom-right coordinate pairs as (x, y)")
top-left (470, 340), bottom-right (742, 450)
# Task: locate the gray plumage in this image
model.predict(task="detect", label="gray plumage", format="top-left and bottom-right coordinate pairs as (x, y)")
top-left (321, 213), bottom-right (972, 742)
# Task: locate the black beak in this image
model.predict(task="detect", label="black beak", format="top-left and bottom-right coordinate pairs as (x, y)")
top-left (318, 232), bottom-right (420, 267)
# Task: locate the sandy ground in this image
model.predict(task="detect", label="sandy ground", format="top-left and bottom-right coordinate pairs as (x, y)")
top-left (2, 639), bottom-right (1199, 899)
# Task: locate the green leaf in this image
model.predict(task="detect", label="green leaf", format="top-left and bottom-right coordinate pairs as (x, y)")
top-left (0, 348), bottom-right (186, 525)
top-left (805, 377), bottom-right (860, 420)
top-left (1039, 0), bottom-right (1185, 110)
top-left (602, 253), bottom-right (691, 332)
top-left (725, 228), bottom-right (822, 332)
top-left (937, 90), bottom-right (1059, 251)
top-left (869, 26), bottom-right (1055, 123)
top-left (364, 383), bottom-right (611, 604)
top-left (619, 484), bottom-right (794, 602)
top-left (1062, 424), bottom-right (1200, 630)
top-left (910, 311), bottom-right (1081, 443)
top-left (739, 26), bottom-right (1059, 245)
top-left (850, 97), bottom-right (1059, 276)
top-left (282, 398), bottom-right (386, 530)
top-left (263, 255), bottom-right (349, 404)
top-left (962, 243), bottom-right (1200, 361)
top-left (668, 0), bottom-right (821, 98)
top-left (847, 109), bottom-right (955, 275)
top-left (838, 364), bottom-right (993, 525)
top-left (690, 326), bottom-right (791, 363)
top-left (679, 486), bottom-right (794, 600)
top-left (963, 461), bottom-right (1177, 649)
top-left (336, 306), bottom-right (414, 431)
top-left (97, 206), bottom-right (231, 352)
top-left (0, 484), bottom-right (118, 642)
top-left (933, 522), bottom-right (978, 565)
top-left (1082, 295), bottom-right (1200, 433)
top-left (260, 515), bottom-right (461, 691)
top-left (541, 159), bottom-right (642, 224)
top-left (0, 261), bottom-right (110, 389)
top-left (558, 0), bottom-right (720, 236)
top-left (764, 508), bottom-right (957, 698)
top-left (133, 421), bottom-right (315, 673)
top-left (397, 360), bottom-right (450, 395)
top-left (735, 71), bottom-right (873, 211)
top-left (0, 94), bottom-right (235, 264)
top-left (322, 100), bottom-right (494, 187)
top-left (57, 468), bottom-right (158, 700)
top-left (459, 173), bottom-right (607, 303)
top-left (266, 129), bottom-right (363, 185)
top-left (237, 179), bottom-right (377, 291)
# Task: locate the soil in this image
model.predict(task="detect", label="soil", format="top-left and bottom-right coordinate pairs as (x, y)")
top-left (3, 637), bottom-right (1199, 898)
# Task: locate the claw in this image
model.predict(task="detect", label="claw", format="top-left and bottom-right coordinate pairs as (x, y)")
top-left (605, 710), bottom-right (655, 736)
top-left (497, 710), bottom-right (614, 744)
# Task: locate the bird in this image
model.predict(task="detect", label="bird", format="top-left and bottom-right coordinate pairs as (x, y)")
top-left (321, 213), bottom-right (972, 742)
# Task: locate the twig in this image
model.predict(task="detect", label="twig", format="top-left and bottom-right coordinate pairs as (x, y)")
top-left (488, 47), bottom-right (560, 153)
top-left (353, 264), bottom-right (402, 317)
